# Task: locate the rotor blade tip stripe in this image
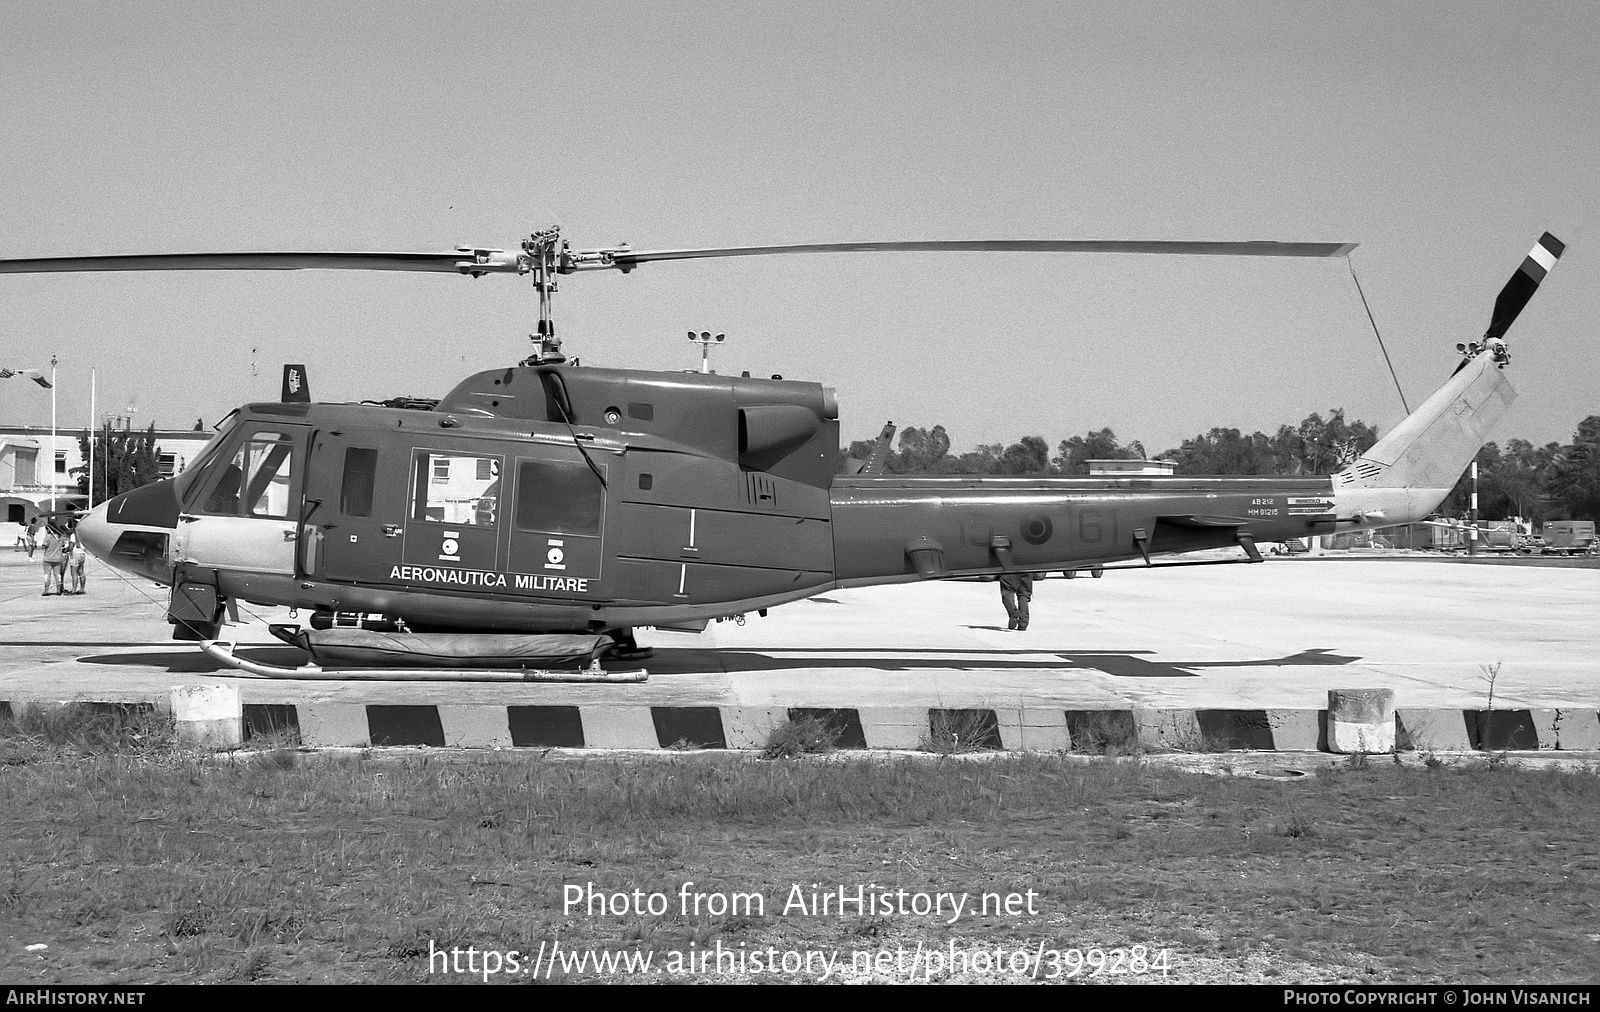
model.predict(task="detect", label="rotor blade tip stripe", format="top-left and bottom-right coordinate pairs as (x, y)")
top-left (1538, 232), bottom-right (1565, 258)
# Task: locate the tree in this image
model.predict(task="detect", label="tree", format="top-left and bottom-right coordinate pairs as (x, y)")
top-left (1268, 409), bottom-right (1380, 476)
top-left (1159, 427), bottom-right (1277, 475)
top-left (995, 435), bottom-right (1052, 475)
top-left (1054, 428), bottom-right (1146, 475)
top-left (946, 442), bottom-right (1005, 474)
top-left (1546, 415), bottom-right (1600, 522)
top-left (892, 425), bottom-right (952, 473)
top-left (75, 422), bottom-right (162, 502)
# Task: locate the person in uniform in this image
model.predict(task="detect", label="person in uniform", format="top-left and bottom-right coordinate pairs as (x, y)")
top-left (999, 571), bottom-right (1035, 631)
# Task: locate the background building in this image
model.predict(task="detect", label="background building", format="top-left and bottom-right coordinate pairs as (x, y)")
top-left (1, 424), bottom-right (214, 527)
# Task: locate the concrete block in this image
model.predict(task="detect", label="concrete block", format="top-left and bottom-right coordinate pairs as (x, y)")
top-left (1395, 708), bottom-right (1471, 751)
top-left (1195, 710), bottom-right (1275, 750)
top-left (858, 707), bottom-right (928, 750)
top-left (722, 707), bottom-right (789, 749)
top-left (1465, 709), bottom-right (1539, 751)
top-left (297, 702), bottom-right (372, 747)
top-left (579, 706), bottom-right (659, 748)
top-left (1266, 709), bottom-right (1324, 752)
top-left (994, 707), bottom-right (1070, 751)
top-left (437, 705), bottom-right (512, 748)
top-left (1529, 709), bottom-right (1562, 751)
top-left (1551, 708), bottom-right (1600, 750)
top-left (169, 683), bottom-right (243, 751)
top-left (1136, 708), bottom-right (1202, 751)
top-left (1328, 689), bottom-right (1396, 754)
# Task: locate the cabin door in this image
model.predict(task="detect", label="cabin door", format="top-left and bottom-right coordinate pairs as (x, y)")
top-left (303, 431), bottom-right (408, 585)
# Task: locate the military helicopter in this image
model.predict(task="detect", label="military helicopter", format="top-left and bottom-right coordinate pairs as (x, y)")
top-left (0, 229), bottom-right (1564, 677)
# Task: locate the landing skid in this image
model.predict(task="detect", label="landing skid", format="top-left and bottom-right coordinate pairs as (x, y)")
top-left (197, 638), bottom-right (648, 682)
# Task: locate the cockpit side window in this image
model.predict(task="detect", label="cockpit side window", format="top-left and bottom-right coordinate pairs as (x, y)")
top-left (174, 410), bottom-right (241, 506)
top-left (196, 429), bottom-right (297, 518)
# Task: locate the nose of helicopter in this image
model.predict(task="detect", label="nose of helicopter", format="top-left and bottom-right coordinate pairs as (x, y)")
top-left (78, 479), bottom-right (182, 583)
top-left (76, 503), bottom-right (117, 563)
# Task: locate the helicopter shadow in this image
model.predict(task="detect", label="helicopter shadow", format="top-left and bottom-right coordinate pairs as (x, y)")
top-left (642, 646), bottom-right (1361, 679)
top-left (78, 647), bottom-right (308, 673)
top-left (71, 646), bottom-right (1360, 681)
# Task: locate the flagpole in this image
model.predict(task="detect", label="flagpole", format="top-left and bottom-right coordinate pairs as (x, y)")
top-left (88, 368), bottom-right (97, 509)
top-left (50, 355), bottom-right (58, 502)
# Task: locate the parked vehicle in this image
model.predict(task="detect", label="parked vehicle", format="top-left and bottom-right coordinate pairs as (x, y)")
top-left (1539, 520), bottom-right (1596, 555)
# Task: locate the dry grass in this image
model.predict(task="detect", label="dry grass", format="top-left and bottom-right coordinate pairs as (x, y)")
top-left (2, 710), bottom-right (1598, 984)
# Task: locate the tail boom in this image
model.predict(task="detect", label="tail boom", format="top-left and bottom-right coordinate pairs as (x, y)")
top-left (1331, 349), bottom-right (1515, 528)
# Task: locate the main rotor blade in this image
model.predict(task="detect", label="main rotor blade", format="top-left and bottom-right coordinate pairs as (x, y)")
top-left (1484, 232), bottom-right (1564, 340)
top-left (0, 251), bottom-right (523, 275)
top-left (609, 239), bottom-right (1359, 267)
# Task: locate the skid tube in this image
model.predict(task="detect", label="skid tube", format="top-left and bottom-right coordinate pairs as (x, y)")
top-left (197, 638), bottom-right (648, 683)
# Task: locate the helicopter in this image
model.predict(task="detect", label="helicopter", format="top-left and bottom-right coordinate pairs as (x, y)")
top-left (0, 229), bottom-right (1565, 677)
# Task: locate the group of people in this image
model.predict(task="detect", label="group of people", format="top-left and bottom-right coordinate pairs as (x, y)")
top-left (23, 516), bottom-right (88, 596)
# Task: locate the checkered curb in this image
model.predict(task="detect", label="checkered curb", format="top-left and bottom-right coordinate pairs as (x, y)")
top-left (7, 699), bottom-right (1597, 752)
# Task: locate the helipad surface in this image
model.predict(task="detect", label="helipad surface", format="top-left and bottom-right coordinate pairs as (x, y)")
top-left (2, 549), bottom-right (1596, 750)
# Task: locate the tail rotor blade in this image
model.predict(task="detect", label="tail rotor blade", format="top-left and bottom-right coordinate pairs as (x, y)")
top-left (1485, 232), bottom-right (1564, 340)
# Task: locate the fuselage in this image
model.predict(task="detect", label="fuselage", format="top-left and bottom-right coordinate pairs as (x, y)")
top-left (77, 350), bottom-right (1497, 637)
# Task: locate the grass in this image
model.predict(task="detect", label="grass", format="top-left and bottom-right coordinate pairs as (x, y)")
top-left (760, 716), bottom-right (840, 759)
top-left (921, 709), bottom-right (1003, 753)
top-left (2, 714), bottom-right (1599, 984)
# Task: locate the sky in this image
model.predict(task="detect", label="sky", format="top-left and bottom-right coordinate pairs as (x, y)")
top-left (1, 1), bottom-right (1595, 457)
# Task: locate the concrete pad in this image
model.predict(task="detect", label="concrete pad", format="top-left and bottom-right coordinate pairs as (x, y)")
top-left (1266, 709), bottom-right (1323, 751)
top-left (436, 705), bottom-right (512, 748)
top-left (580, 706), bottom-right (659, 748)
top-left (4, 552), bottom-right (1600, 751)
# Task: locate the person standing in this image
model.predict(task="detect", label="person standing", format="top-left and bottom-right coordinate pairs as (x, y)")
top-left (66, 523), bottom-right (88, 594)
top-left (25, 516), bottom-right (41, 558)
top-left (40, 523), bottom-right (66, 596)
top-left (999, 571), bottom-right (1035, 631)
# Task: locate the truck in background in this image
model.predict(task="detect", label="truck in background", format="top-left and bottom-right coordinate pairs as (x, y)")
top-left (1538, 520), bottom-right (1596, 555)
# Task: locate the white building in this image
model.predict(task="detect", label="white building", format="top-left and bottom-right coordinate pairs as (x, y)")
top-left (1, 424), bottom-right (215, 526)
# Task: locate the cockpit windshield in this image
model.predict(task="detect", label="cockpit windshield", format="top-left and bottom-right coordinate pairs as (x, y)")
top-left (173, 410), bottom-right (241, 504)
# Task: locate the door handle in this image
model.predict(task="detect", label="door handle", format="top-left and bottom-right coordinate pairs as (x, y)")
top-left (282, 530), bottom-right (298, 542)
top-left (382, 525), bottom-right (403, 537)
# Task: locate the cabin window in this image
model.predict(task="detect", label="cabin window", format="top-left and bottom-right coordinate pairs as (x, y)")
top-left (202, 430), bottom-right (296, 518)
top-left (514, 460), bottom-right (603, 536)
top-left (411, 452), bottom-right (500, 526)
top-left (340, 447), bottom-right (379, 517)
